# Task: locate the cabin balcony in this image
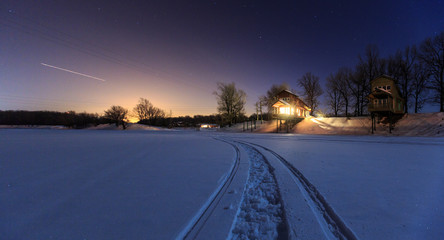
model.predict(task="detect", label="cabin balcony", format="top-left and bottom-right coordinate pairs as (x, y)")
top-left (272, 113), bottom-right (299, 119)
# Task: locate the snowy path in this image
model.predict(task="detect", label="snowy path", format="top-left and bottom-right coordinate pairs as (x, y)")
top-left (176, 139), bottom-right (241, 239)
top-left (238, 140), bottom-right (357, 240)
top-left (227, 142), bottom-right (288, 239)
top-left (228, 133), bottom-right (444, 240)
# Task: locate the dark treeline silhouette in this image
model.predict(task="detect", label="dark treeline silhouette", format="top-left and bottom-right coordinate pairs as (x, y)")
top-left (0, 110), bottom-right (232, 128)
top-left (325, 31), bottom-right (444, 116)
top-left (0, 110), bottom-right (108, 128)
top-left (163, 114), bottom-right (225, 128)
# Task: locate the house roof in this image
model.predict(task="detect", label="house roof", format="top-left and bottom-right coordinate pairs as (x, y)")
top-left (274, 89), bottom-right (311, 110)
top-left (278, 89), bottom-right (298, 97)
top-left (272, 99), bottom-right (290, 108)
top-left (370, 75), bottom-right (404, 99)
top-left (272, 99), bottom-right (312, 111)
top-left (371, 74), bottom-right (396, 83)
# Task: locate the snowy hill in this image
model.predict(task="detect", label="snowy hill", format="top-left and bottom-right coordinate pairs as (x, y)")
top-left (86, 123), bottom-right (165, 131)
top-left (239, 112), bottom-right (444, 137)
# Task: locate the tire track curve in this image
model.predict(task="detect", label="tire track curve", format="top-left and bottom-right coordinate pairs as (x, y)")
top-left (227, 141), bottom-right (289, 240)
top-left (238, 140), bottom-right (358, 240)
top-left (176, 138), bottom-right (241, 240)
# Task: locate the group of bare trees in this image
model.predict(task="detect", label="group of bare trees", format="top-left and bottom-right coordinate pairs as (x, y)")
top-left (104, 98), bottom-right (166, 129)
top-left (326, 31), bottom-right (444, 116)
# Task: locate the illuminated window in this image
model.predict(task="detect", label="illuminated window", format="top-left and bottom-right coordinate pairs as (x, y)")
top-left (279, 107), bottom-right (290, 114)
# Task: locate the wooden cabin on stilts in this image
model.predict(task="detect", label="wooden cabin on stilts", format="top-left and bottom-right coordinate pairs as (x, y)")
top-left (368, 75), bottom-right (405, 133)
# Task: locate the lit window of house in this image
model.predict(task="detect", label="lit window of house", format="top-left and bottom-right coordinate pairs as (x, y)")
top-left (279, 107), bottom-right (290, 114)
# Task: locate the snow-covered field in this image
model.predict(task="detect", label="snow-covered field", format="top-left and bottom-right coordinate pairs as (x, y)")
top-left (1, 129), bottom-right (443, 239)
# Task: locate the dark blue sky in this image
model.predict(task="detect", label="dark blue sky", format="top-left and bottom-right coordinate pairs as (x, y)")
top-left (1, 0), bottom-right (443, 116)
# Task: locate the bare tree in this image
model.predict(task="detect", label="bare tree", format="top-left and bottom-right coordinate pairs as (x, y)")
top-left (255, 96), bottom-right (266, 122)
top-left (133, 98), bottom-right (165, 125)
top-left (388, 46), bottom-right (417, 113)
top-left (325, 73), bottom-right (344, 116)
top-left (411, 63), bottom-right (430, 113)
top-left (214, 82), bottom-right (246, 126)
top-left (297, 72), bottom-right (323, 115)
top-left (419, 31), bottom-right (444, 112)
top-left (134, 98), bottom-right (165, 124)
top-left (104, 105), bottom-right (128, 129)
top-left (336, 67), bottom-right (353, 117)
top-left (356, 44), bottom-right (386, 115)
top-left (133, 98), bottom-right (151, 121)
top-left (348, 68), bottom-right (366, 116)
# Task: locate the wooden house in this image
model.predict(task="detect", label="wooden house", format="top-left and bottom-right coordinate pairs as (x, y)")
top-left (272, 90), bottom-right (311, 119)
top-left (367, 75), bottom-right (405, 133)
top-left (271, 90), bottom-right (310, 133)
top-left (368, 75), bottom-right (404, 114)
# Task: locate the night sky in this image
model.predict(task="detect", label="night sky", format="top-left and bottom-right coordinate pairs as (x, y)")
top-left (1, 0), bottom-right (443, 116)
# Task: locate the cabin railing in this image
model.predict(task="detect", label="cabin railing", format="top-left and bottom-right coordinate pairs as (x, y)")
top-left (368, 102), bottom-right (393, 112)
top-left (272, 113), bottom-right (305, 119)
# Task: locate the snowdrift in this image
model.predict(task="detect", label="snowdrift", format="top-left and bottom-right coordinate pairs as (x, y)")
top-left (242, 112), bottom-right (444, 137)
top-left (86, 123), bottom-right (165, 131)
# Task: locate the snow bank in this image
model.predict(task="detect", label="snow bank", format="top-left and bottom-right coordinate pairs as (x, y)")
top-left (252, 112), bottom-right (444, 137)
top-left (229, 144), bottom-right (286, 239)
top-left (86, 123), bottom-right (164, 131)
top-left (391, 112), bottom-right (444, 136)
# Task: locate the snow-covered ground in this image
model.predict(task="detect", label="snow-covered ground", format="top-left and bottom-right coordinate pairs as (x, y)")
top-left (1, 129), bottom-right (443, 239)
top-left (0, 129), bottom-right (234, 239)
top-left (228, 133), bottom-right (444, 239)
top-left (251, 112), bottom-right (444, 137)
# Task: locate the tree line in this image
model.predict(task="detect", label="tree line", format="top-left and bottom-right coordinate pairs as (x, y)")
top-left (325, 31), bottom-right (444, 116)
top-left (0, 98), bottom-right (229, 128)
top-left (0, 110), bottom-right (107, 128)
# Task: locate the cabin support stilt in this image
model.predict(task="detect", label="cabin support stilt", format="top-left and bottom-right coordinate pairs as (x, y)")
top-left (389, 112), bottom-right (392, 134)
top-left (286, 119), bottom-right (289, 133)
top-left (276, 119), bottom-right (279, 133)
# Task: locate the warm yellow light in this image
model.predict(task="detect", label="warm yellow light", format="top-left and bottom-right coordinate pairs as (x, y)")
top-left (128, 117), bottom-right (139, 123)
top-left (279, 107), bottom-right (291, 115)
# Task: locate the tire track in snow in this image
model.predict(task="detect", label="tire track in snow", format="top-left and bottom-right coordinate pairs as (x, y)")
top-left (176, 138), bottom-right (241, 240)
top-left (228, 141), bottom-right (288, 240)
top-left (239, 140), bottom-right (358, 240)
